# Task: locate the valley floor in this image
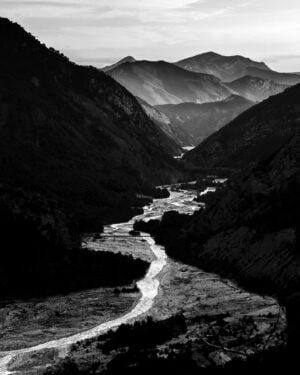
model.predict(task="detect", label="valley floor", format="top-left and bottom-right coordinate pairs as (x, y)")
top-left (0, 187), bottom-right (286, 374)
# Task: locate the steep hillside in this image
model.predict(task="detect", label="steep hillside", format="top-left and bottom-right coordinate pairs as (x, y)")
top-left (227, 76), bottom-right (289, 102)
top-left (108, 60), bottom-right (232, 105)
top-left (0, 184), bottom-right (149, 298)
top-left (245, 67), bottom-right (300, 86)
top-left (176, 52), bottom-right (270, 82)
top-left (184, 84), bottom-right (300, 171)
top-left (162, 132), bottom-right (299, 299)
top-left (158, 95), bottom-right (254, 145)
top-left (0, 17), bottom-right (183, 297)
top-left (137, 97), bottom-right (194, 147)
top-left (140, 131), bottom-right (299, 349)
top-left (0, 18), bottom-right (183, 232)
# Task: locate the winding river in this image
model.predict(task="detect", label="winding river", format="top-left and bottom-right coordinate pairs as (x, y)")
top-left (0, 187), bottom-right (281, 373)
top-left (0, 188), bottom-right (199, 373)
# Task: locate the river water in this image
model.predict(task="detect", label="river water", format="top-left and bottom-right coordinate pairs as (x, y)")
top-left (0, 187), bottom-right (282, 373)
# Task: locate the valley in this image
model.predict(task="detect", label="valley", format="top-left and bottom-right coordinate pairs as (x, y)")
top-left (0, 13), bottom-right (299, 375)
top-left (0, 185), bottom-right (286, 374)
top-left (105, 52), bottom-right (299, 147)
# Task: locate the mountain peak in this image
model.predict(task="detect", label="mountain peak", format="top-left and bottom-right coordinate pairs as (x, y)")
top-left (102, 56), bottom-right (136, 72)
top-left (197, 51), bottom-right (221, 58)
top-left (119, 56), bottom-right (136, 63)
top-left (176, 52), bottom-right (270, 82)
top-left (178, 51), bottom-right (265, 62)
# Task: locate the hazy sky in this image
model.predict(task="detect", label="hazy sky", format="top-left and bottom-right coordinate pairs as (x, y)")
top-left (1, 0), bottom-right (300, 71)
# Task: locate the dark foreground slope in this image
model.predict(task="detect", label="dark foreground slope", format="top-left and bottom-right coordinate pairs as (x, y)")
top-left (0, 18), bottom-right (184, 297)
top-left (161, 133), bottom-right (299, 298)
top-left (0, 185), bottom-right (148, 298)
top-left (143, 130), bottom-right (300, 349)
top-left (0, 18), bottom-right (182, 231)
top-left (184, 84), bottom-right (300, 171)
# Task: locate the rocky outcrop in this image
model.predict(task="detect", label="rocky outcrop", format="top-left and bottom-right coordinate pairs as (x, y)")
top-left (152, 187), bottom-right (170, 199)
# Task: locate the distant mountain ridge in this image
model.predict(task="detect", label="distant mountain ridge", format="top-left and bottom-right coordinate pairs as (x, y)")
top-left (108, 60), bottom-right (232, 105)
top-left (105, 53), bottom-right (299, 101)
top-left (102, 52), bottom-right (300, 146)
top-left (244, 66), bottom-right (300, 86)
top-left (104, 52), bottom-right (297, 147)
top-left (175, 52), bottom-right (270, 82)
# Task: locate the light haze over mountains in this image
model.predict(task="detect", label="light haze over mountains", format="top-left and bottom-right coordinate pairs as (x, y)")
top-left (104, 52), bottom-right (300, 146)
top-left (2, 0), bottom-right (300, 72)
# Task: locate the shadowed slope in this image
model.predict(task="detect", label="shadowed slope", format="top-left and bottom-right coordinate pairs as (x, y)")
top-left (184, 84), bottom-right (300, 171)
top-left (0, 18), bottom-right (183, 230)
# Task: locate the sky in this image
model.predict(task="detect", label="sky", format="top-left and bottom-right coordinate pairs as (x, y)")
top-left (1, 0), bottom-right (300, 72)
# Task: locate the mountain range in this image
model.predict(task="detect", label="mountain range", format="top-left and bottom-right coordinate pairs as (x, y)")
top-left (175, 52), bottom-right (300, 86)
top-left (105, 52), bottom-right (299, 146)
top-left (108, 60), bottom-right (231, 106)
top-left (175, 51), bottom-right (271, 82)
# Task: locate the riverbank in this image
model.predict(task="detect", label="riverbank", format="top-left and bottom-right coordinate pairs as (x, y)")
top-left (0, 195), bottom-right (171, 373)
top-left (41, 189), bottom-right (286, 374)
top-left (136, 149), bottom-right (299, 358)
top-left (45, 261), bottom-right (286, 374)
top-left (0, 187), bottom-right (287, 374)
